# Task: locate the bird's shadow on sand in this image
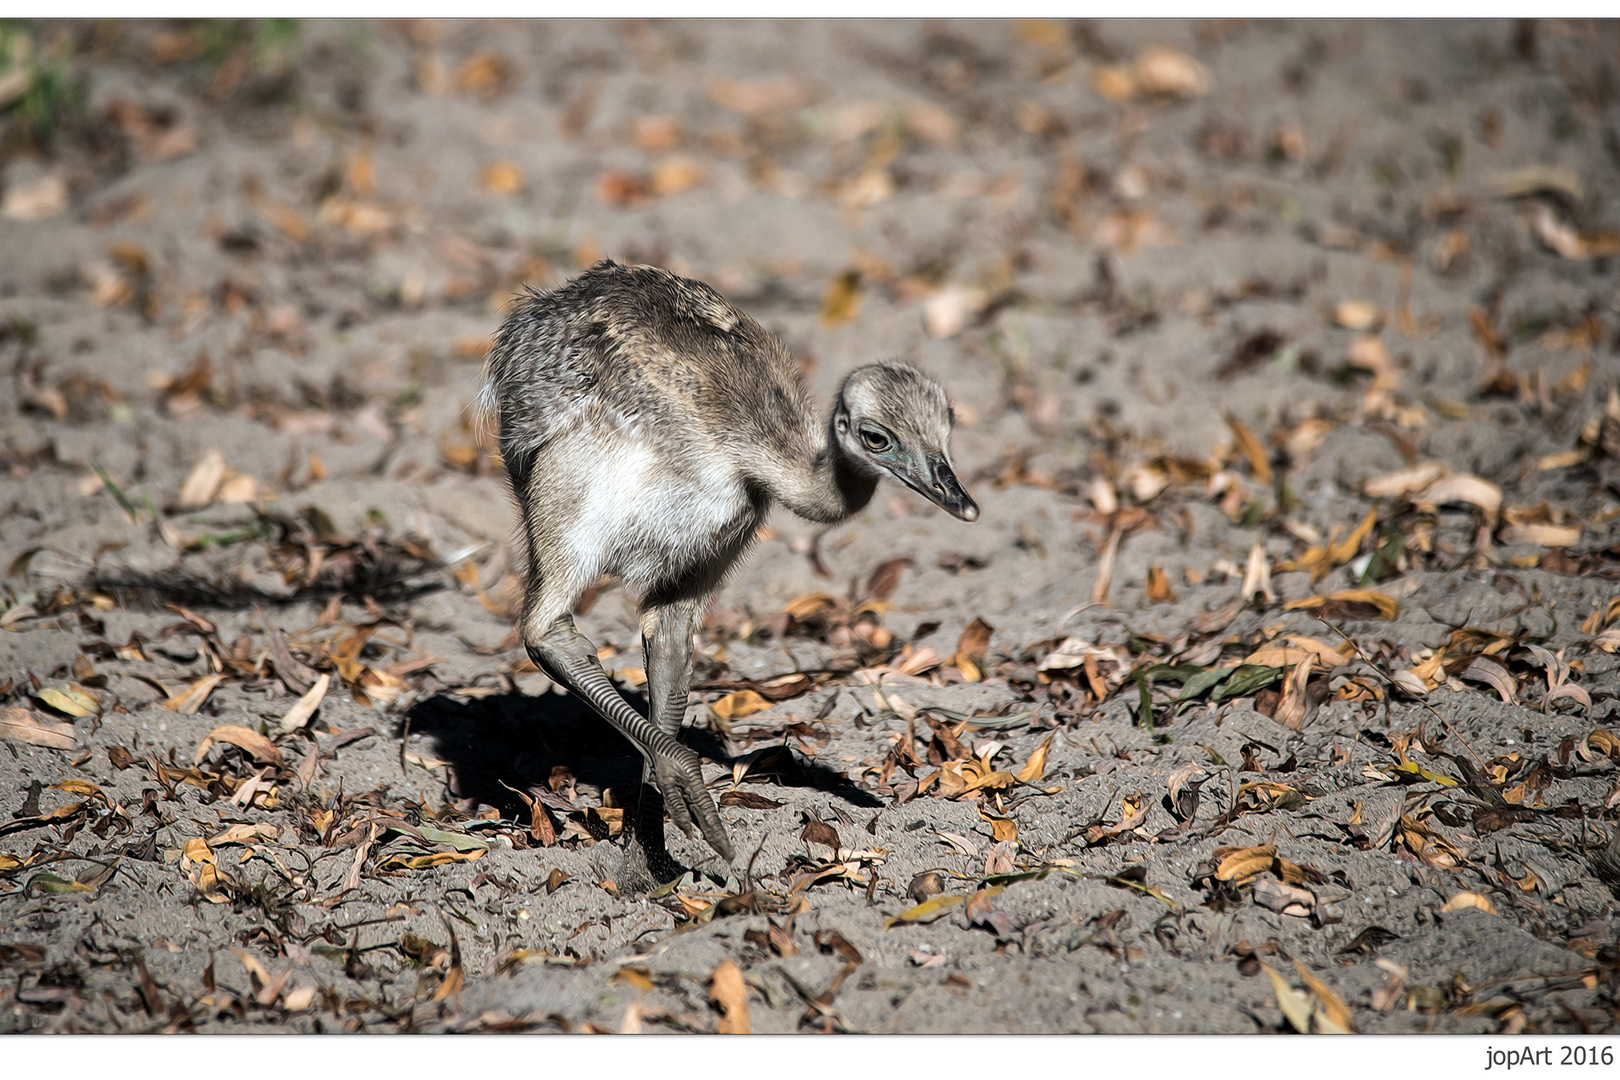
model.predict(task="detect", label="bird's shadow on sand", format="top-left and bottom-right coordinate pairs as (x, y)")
top-left (399, 688), bottom-right (880, 822)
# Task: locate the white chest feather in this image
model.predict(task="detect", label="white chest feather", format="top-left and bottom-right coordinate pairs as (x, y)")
top-left (561, 437), bottom-right (755, 591)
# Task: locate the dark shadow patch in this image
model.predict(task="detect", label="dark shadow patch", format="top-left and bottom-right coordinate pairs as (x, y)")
top-left (400, 690), bottom-right (881, 821)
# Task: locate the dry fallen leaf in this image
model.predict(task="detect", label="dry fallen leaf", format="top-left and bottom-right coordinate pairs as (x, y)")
top-left (1333, 299), bottom-right (1383, 331)
top-left (194, 724), bottom-right (284, 768)
top-left (649, 157), bottom-right (705, 196)
top-left (282, 985), bottom-right (316, 1011)
top-left (952, 616), bottom-right (993, 681)
top-left (707, 77), bottom-right (808, 115)
top-left (1095, 45), bottom-right (1211, 102)
top-left (1215, 845), bottom-right (1276, 885)
top-left (178, 448), bottom-right (229, 508)
top-left (1416, 472), bottom-right (1502, 523)
top-left (181, 836), bottom-right (227, 902)
top-left (276, 673), bottom-right (330, 734)
top-left (1441, 891), bottom-right (1497, 914)
top-left (631, 115), bottom-right (682, 150)
top-left (162, 673), bottom-right (227, 715)
top-left (1347, 334), bottom-right (1398, 390)
top-left (1283, 589), bottom-right (1400, 621)
top-left (455, 51), bottom-right (513, 98)
top-left (1146, 565), bottom-right (1176, 604)
top-left (710, 690), bottom-right (770, 721)
top-left (1293, 959), bottom-right (1356, 1033)
top-left (885, 892), bottom-right (967, 928)
top-left (1271, 653), bottom-right (1316, 730)
top-left (1461, 656), bottom-right (1516, 705)
top-left (481, 161), bottom-right (524, 195)
top-left (709, 959), bottom-right (750, 1034)
top-left (1253, 878), bottom-right (1316, 917)
top-left (922, 285), bottom-right (988, 339)
top-left (1015, 734), bottom-right (1053, 783)
top-left (209, 822), bottom-right (282, 846)
top-left (1242, 542), bottom-right (1274, 606)
top-left (1500, 522), bottom-right (1581, 548)
top-left (1278, 508), bottom-right (1378, 583)
top-left (1225, 413), bottom-right (1272, 484)
top-left (1363, 461), bottom-right (1449, 499)
top-left (1490, 164), bottom-right (1583, 203)
top-left (820, 269), bottom-right (862, 328)
top-left (35, 685), bottom-right (100, 718)
top-left (1243, 635), bottom-right (1351, 669)
top-left (1, 171), bottom-right (69, 221)
top-left (1529, 203), bottom-right (1620, 260)
top-left (0, 707), bottom-right (77, 750)
top-left (1261, 962), bottom-right (1315, 1034)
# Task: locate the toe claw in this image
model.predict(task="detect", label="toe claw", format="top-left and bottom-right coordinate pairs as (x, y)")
top-left (651, 744), bottom-right (733, 861)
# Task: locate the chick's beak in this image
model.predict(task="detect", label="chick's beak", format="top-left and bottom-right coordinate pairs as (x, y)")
top-left (920, 452), bottom-right (979, 522)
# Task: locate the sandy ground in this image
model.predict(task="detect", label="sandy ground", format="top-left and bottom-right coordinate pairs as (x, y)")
top-left (3, 18), bottom-right (1620, 1034)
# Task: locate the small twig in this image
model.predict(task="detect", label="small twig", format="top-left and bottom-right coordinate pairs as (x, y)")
top-left (398, 713), bottom-right (411, 778)
top-left (742, 836), bottom-right (767, 895)
top-left (1315, 617), bottom-right (1488, 769)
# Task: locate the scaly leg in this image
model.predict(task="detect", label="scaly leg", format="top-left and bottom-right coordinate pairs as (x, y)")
top-left (620, 597), bottom-right (722, 883)
top-left (522, 608), bottom-right (733, 870)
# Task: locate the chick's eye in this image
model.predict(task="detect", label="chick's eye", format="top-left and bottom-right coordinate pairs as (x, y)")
top-left (860, 430), bottom-right (891, 453)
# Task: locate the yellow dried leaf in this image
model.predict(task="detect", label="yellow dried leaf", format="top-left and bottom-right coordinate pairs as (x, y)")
top-left (1278, 508), bottom-right (1378, 582)
top-left (276, 673), bottom-right (330, 734)
top-left (181, 836), bottom-right (227, 902)
top-left (1261, 962), bottom-right (1314, 1034)
top-left (1244, 641), bottom-right (1350, 669)
top-left (382, 850), bottom-right (485, 870)
top-left (256, 200), bottom-right (308, 242)
top-left (649, 157), bottom-right (705, 196)
top-left (163, 673), bottom-right (227, 715)
top-left (1015, 19), bottom-right (1070, 48)
top-left (1283, 589), bottom-right (1400, 621)
top-left (1441, 891), bottom-right (1496, 914)
top-left (1225, 412), bottom-right (1272, 484)
top-left (1015, 734), bottom-right (1053, 784)
top-left (1215, 845), bottom-right (1276, 884)
top-left (709, 959), bottom-right (750, 1034)
top-left (710, 690), bottom-right (770, 721)
top-left (613, 964), bottom-right (655, 991)
top-left (455, 51), bottom-right (513, 98)
top-left (1091, 65), bottom-right (1135, 103)
top-left (1145, 565), bottom-right (1176, 604)
top-left (884, 892), bottom-right (966, 928)
top-left (481, 160), bottom-right (524, 195)
top-left (1294, 959), bottom-right (1356, 1033)
top-left (782, 593), bottom-right (838, 620)
top-left (209, 822), bottom-right (282, 846)
top-left (820, 269), bottom-right (862, 328)
top-left (35, 685), bottom-right (100, 718)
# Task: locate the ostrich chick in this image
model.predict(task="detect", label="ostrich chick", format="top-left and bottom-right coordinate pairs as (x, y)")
top-left (481, 260), bottom-right (978, 886)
